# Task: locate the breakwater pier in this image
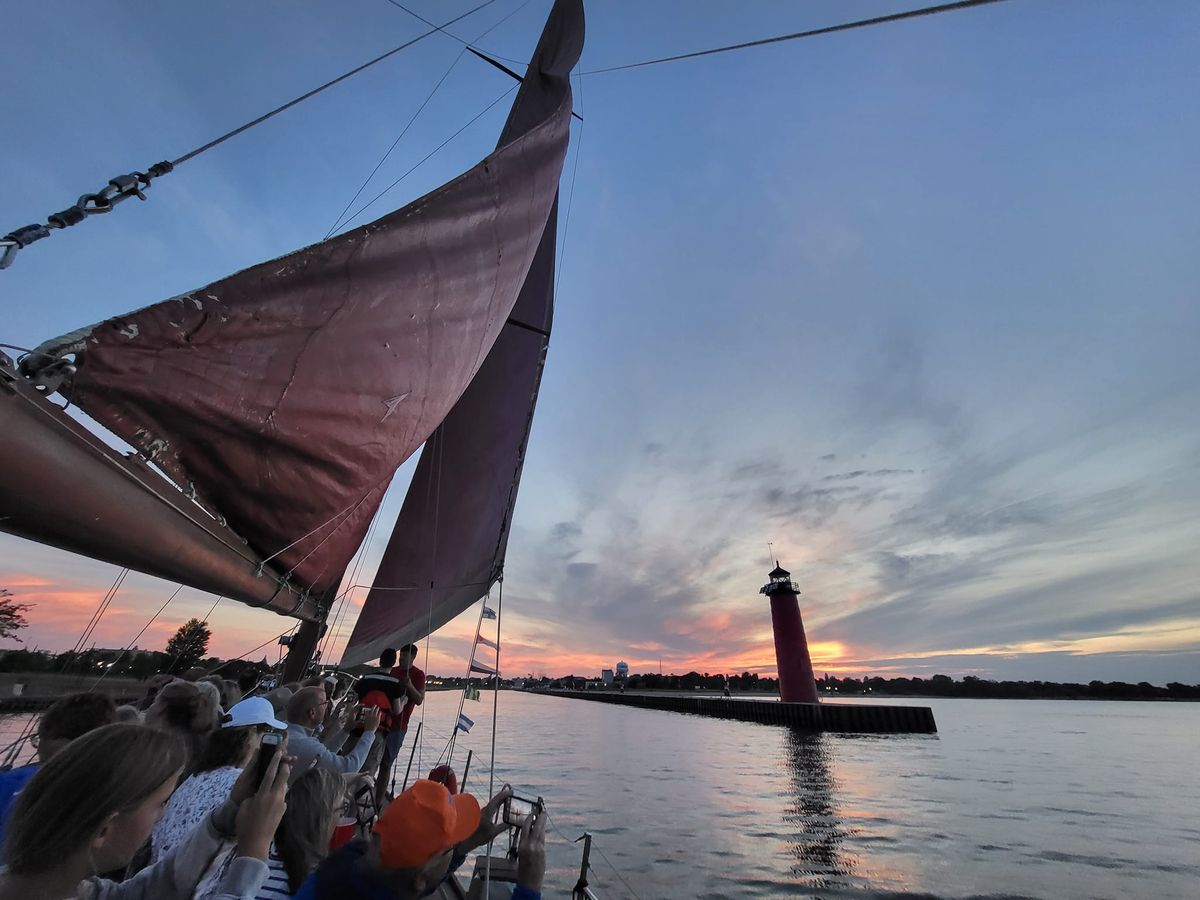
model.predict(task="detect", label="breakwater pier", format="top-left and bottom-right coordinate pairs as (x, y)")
top-left (534, 689), bottom-right (937, 734)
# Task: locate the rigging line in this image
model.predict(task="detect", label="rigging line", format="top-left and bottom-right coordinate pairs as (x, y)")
top-left (590, 838), bottom-right (647, 900)
top-left (417, 429), bottom-right (446, 781)
top-left (202, 594), bottom-right (223, 623)
top-left (554, 69), bottom-right (585, 296)
top-left (337, 84), bottom-right (517, 231)
top-left (320, 500), bottom-right (385, 663)
top-left (89, 585), bottom-right (183, 689)
top-left (68, 567), bottom-right (127, 658)
top-left (445, 597), bottom-right (488, 767)
top-left (279, 489), bottom-right (376, 581)
top-left (540, 808), bottom-right (642, 900)
top-left (327, 0), bottom-right (540, 240)
top-left (324, 46), bottom-right (469, 240)
top-left (171, 0), bottom-right (505, 166)
top-left (262, 486), bottom-right (375, 570)
top-left (320, 573), bottom-right (372, 663)
top-left (581, 0), bottom-right (1014, 75)
top-left (348, 579), bottom-right (491, 592)
top-left (75, 569), bottom-right (126, 652)
top-left (483, 575), bottom-right (504, 900)
top-left (380, 0), bottom-right (532, 66)
top-left (206, 628), bottom-right (295, 676)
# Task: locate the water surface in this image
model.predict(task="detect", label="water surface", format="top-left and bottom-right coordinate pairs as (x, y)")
top-left (408, 692), bottom-right (1198, 899)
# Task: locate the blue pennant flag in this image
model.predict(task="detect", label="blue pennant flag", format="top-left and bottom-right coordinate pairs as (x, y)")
top-left (456, 712), bottom-right (474, 733)
top-left (482, 606), bottom-right (497, 620)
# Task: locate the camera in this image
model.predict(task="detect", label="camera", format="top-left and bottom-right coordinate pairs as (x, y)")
top-left (502, 794), bottom-right (542, 828)
top-left (255, 732), bottom-right (283, 788)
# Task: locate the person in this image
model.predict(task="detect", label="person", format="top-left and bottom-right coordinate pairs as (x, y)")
top-left (272, 768), bottom-right (346, 896)
top-left (263, 687), bottom-right (294, 719)
top-left (352, 651), bottom-right (405, 787)
top-left (138, 673), bottom-right (175, 711)
top-left (0, 723), bottom-right (290, 900)
top-left (151, 696), bottom-right (286, 864)
top-left (114, 704), bottom-right (142, 723)
top-left (200, 675), bottom-right (241, 714)
top-left (0, 692), bottom-right (116, 857)
top-left (237, 671), bottom-right (262, 703)
top-left (382, 645), bottom-right (425, 789)
top-left (295, 782), bottom-right (546, 900)
top-left (195, 767), bottom-right (345, 900)
top-left (285, 688), bottom-right (379, 784)
top-left (144, 679), bottom-right (220, 771)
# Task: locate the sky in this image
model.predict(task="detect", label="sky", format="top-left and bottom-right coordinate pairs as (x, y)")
top-left (1, 1), bottom-right (1198, 684)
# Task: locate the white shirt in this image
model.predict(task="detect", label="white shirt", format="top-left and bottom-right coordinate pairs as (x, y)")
top-left (150, 767), bottom-right (241, 864)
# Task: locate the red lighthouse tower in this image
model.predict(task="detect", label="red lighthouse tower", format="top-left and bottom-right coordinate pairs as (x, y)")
top-left (761, 563), bottom-right (820, 704)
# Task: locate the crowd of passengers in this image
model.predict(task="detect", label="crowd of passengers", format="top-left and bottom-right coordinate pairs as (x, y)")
top-left (0, 647), bottom-right (545, 900)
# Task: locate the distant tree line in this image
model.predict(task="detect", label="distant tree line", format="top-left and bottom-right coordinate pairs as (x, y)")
top-left (0, 618), bottom-right (265, 684)
top-left (0, 646), bottom-right (272, 684)
top-left (525, 671), bottom-right (1200, 701)
top-left (820, 673), bottom-right (1200, 701)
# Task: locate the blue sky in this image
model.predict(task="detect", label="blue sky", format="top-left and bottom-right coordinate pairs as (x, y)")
top-left (2, 0), bottom-right (1198, 683)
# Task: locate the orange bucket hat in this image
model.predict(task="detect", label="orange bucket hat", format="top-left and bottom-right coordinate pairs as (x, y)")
top-left (373, 779), bottom-right (481, 868)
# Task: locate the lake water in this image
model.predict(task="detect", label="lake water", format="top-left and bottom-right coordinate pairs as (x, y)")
top-left (4, 692), bottom-right (1196, 898)
top-left (408, 691), bottom-right (1199, 899)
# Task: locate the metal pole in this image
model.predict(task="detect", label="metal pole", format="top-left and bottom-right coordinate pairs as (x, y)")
top-left (460, 749), bottom-right (474, 791)
top-left (399, 720), bottom-right (422, 794)
top-left (572, 832), bottom-right (593, 900)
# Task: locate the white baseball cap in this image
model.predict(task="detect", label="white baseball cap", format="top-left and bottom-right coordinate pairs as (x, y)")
top-left (223, 696), bottom-right (286, 730)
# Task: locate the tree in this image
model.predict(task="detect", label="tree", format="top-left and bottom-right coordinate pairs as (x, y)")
top-left (0, 589), bottom-right (32, 642)
top-left (164, 618), bottom-right (212, 672)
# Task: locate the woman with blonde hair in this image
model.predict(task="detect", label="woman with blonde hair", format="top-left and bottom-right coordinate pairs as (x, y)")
top-left (0, 723), bottom-right (290, 899)
top-left (272, 768), bottom-right (346, 896)
top-left (196, 767), bottom-right (345, 900)
top-left (144, 680), bottom-right (220, 771)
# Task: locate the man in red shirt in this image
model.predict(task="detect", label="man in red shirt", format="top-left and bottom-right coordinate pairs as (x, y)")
top-left (378, 642), bottom-right (425, 797)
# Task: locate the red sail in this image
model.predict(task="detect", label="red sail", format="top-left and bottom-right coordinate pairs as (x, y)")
top-left (342, 206), bottom-right (557, 665)
top-left (29, 5), bottom-right (578, 598)
top-left (341, 0), bottom-right (582, 666)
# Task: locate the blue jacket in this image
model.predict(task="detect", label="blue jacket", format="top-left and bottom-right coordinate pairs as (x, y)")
top-left (294, 840), bottom-right (541, 900)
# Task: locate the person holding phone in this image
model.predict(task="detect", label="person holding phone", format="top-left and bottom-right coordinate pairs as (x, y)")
top-left (292, 782), bottom-right (548, 900)
top-left (285, 687), bottom-right (380, 783)
top-left (0, 724), bottom-right (292, 900)
top-left (352, 650), bottom-right (407, 801)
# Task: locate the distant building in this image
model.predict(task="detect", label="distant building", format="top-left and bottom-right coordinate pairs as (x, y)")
top-left (615, 660), bottom-right (629, 679)
top-left (601, 668), bottom-right (614, 685)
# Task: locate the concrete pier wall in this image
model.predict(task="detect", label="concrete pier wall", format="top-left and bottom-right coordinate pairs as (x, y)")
top-left (533, 690), bottom-right (937, 734)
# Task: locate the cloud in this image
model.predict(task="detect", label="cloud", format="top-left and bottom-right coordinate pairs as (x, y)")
top-left (822, 469), bottom-right (914, 481)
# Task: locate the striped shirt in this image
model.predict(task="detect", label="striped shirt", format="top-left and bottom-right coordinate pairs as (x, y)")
top-left (194, 841), bottom-right (294, 900)
top-left (256, 846), bottom-right (292, 899)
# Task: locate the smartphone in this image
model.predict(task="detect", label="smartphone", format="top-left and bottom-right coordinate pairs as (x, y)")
top-left (255, 732), bottom-right (283, 787)
top-left (502, 794), bottom-right (541, 828)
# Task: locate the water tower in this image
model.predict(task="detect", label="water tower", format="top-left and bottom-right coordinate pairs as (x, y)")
top-left (615, 660), bottom-right (629, 679)
top-left (760, 563), bottom-right (819, 704)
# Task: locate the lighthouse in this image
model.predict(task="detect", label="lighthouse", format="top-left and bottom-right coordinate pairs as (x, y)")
top-left (761, 563), bottom-right (820, 704)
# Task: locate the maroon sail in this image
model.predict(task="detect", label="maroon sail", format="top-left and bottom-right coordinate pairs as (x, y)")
top-left (341, 0), bottom-right (582, 666)
top-left (19, 11), bottom-right (577, 601)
